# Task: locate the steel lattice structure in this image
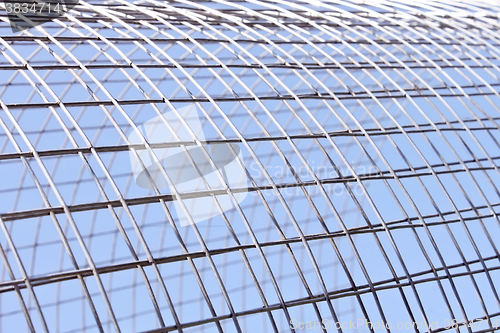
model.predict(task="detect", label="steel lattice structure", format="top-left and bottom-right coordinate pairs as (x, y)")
top-left (2, 0), bottom-right (500, 332)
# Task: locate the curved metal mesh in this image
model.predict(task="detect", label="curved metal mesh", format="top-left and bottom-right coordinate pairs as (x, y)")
top-left (1, 0), bottom-right (500, 332)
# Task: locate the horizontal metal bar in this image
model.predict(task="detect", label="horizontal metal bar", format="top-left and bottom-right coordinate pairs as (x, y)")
top-left (2, 223), bottom-right (499, 298)
top-left (2, 54), bottom-right (494, 70)
top-left (141, 265), bottom-right (500, 332)
top-left (1, 115), bottom-right (498, 161)
top-left (2, 159), bottom-right (499, 221)
top-left (1, 33), bottom-right (496, 47)
top-left (5, 88), bottom-right (500, 110)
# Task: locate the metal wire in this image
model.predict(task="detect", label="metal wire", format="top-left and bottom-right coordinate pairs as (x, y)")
top-left (1, 0), bottom-right (500, 332)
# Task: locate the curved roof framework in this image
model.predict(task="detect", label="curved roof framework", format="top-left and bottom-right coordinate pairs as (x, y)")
top-left (1, 0), bottom-right (500, 332)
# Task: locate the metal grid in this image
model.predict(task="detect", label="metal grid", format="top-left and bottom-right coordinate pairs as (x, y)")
top-left (1, 0), bottom-right (500, 332)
